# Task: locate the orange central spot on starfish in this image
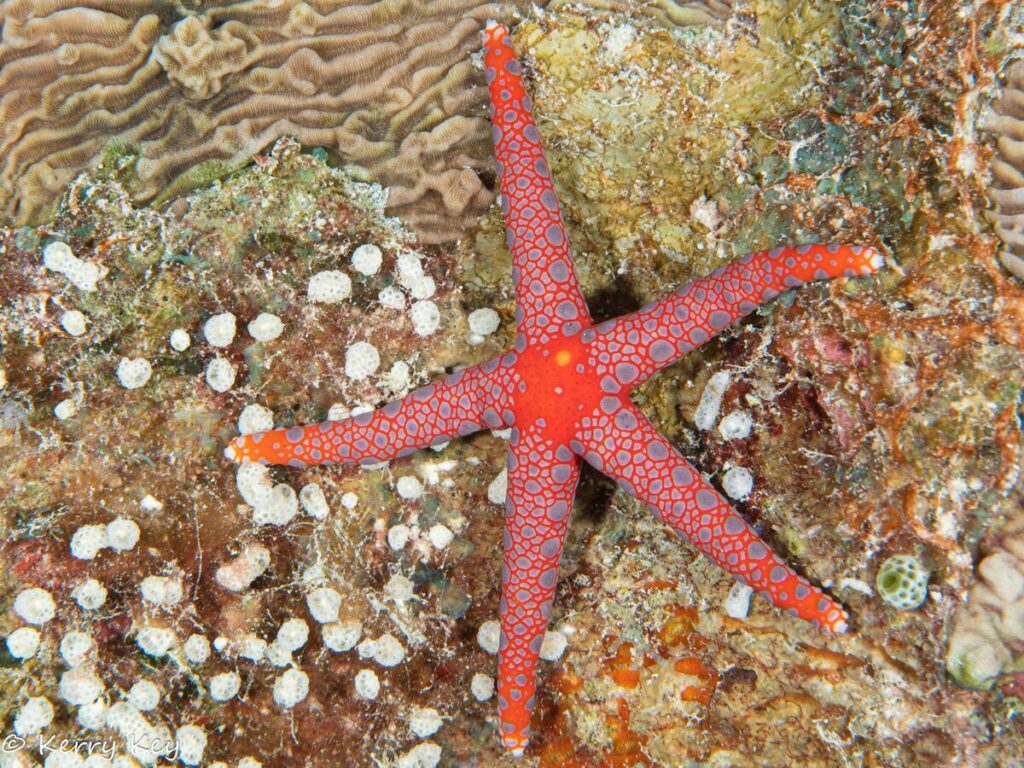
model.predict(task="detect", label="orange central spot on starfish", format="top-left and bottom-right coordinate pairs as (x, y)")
top-left (512, 334), bottom-right (602, 444)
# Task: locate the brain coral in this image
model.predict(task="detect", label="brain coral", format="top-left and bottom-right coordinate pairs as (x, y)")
top-left (985, 60), bottom-right (1024, 278)
top-left (0, 0), bottom-right (525, 242)
top-left (0, 0), bottom-right (733, 243)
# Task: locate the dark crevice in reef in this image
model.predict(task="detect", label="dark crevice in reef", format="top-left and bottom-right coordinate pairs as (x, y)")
top-left (586, 278), bottom-right (645, 325)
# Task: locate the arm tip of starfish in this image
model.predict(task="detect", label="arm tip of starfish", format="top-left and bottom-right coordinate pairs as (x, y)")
top-left (824, 609), bottom-right (850, 634)
top-left (223, 439), bottom-right (242, 462)
top-left (866, 247), bottom-right (886, 272)
top-left (502, 734), bottom-right (528, 757)
top-left (485, 19), bottom-right (505, 32)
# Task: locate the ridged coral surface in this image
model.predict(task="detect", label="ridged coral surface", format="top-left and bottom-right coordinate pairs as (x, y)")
top-left (0, 0), bottom-right (527, 242)
top-left (986, 60), bottom-right (1024, 278)
top-left (645, 0), bottom-right (732, 26)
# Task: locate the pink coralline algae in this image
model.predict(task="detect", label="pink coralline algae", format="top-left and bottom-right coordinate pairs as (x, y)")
top-left (226, 21), bottom-right (885, 755)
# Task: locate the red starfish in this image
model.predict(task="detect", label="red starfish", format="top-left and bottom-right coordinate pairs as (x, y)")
top-left (226, 22), bottom-right (884, 755)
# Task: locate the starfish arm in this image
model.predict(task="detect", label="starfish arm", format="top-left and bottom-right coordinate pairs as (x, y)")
top-left (497, 430), bottom-right (580, 755)
top-left (576, 399), bottom-right (849, 633)
top-left (589, 243), bottom-right (884, 389)
top-left (483, 22), bottom-right (591, 345)
top-left (224, 357), bottom-right (514, 467)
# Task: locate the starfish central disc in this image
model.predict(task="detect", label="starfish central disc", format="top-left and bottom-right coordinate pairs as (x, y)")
top-left (511, 333), bottom-right (602, 443)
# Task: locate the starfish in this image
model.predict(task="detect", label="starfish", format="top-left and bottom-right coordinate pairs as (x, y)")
top-left (226, 21), bottom-right (884, 755)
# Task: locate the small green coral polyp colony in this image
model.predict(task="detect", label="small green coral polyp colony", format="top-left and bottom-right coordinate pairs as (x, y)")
top-left (876, 554), bottom-right (930, 610)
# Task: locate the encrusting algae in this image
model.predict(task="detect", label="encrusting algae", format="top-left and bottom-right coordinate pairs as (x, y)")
top-left (1, 1), bottom-right (1024, 766)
